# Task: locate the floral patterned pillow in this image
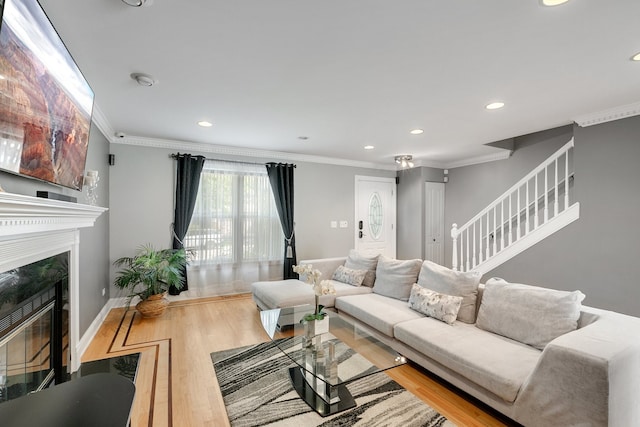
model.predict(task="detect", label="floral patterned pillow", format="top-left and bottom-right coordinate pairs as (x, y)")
top-left (331, 265), bottom-right (368, 287)
top-left (408, 284), bottom-right (463, 325)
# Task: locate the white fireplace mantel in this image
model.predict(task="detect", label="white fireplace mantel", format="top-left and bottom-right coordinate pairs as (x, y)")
top-left (0, 191), bottom-right (108, 372)
top-left (0, 191), bottom-right (107, 237)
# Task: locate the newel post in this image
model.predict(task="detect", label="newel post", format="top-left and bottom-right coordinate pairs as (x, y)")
top-left (451, 223), bottom-right (458, 271)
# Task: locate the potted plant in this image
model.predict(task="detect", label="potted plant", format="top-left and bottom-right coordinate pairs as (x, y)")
top-left (292, 264), bottom-right (335, 337)
top-left (113, 245), bottom-right (189, 318)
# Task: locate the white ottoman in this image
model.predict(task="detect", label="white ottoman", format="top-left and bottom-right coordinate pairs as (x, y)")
top-left (251, 279), bottom-right (315, 311)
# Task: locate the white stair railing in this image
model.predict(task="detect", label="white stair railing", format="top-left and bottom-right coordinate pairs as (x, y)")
top-left (451, 139), bottom-right (580, 274)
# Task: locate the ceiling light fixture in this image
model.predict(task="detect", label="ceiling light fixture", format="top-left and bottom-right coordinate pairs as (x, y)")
top-left (121, 0), bottom-right (147, 6)
top-left (364, 145), bottom-right (375, 150)
top-left (631, 52), bottom-right (640, 61)
top-left (541, 0), bottom-right (569, 6)
top-left (130, 73), bottom-right (156, 87)
top-left (409, 129), bottom-right (424, 135)
top-left (197, 121), bottom-right (213, 127)
top-left (394, 155), bottom-right (414, 168)
top-left (485, 101), bottom-right (505, 110)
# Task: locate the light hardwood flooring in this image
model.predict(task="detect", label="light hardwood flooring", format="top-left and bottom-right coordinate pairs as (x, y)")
top-left (82, 294), bottom-right (514, 427)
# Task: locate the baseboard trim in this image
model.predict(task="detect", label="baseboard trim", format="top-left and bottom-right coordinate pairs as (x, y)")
top-left (76, 297), bottom-right (129, 364)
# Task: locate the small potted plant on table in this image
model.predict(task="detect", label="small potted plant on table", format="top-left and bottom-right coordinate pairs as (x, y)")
top-left (292, 264), bottom-right (336, 337)
top-left (114, 245), bottom-right (189, 318)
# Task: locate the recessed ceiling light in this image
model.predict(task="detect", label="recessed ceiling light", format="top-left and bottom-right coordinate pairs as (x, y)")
top-left (409, 129), bottom-right (424, 135)
top-left (364, 145), bottom-right (375, 150)
top-left (631, 52), bottom-right (640, 61)
top-left (541, 0), bottom-right (569, 6)
top-left (197, 121), bottom-right (213, 127)
top-left (486, 102), bottom-right (505, 110)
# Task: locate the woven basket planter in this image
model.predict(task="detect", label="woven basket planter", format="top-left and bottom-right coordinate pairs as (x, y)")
top-left (135, 292), bottom-right (169, 318)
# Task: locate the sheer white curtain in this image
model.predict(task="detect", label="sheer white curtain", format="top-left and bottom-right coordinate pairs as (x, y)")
top-left (184, 160), bottom-right (284, 296)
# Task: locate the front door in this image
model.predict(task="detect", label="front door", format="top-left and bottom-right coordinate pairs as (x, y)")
top-left (354, 176), bottom-right (396, 258)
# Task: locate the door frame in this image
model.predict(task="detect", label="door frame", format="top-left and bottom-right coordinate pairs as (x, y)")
top-left (354, 175), bottom-right (397, 258)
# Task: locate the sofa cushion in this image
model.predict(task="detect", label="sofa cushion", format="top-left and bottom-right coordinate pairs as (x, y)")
top-left (394, 317), bottom-right (541, 403)
top-left (417, 260), bottom-right (481, 324)
top-left (408, 284), bottom-right (462, 325)
top-left (372, 256), bottom-right (422, 301)
top-left (344, 250), bottom-right (379, 287)
top-left (476, 278), bottom-right (585, 350)
top-left (331, 265), bottom-right (367, 287)
top-left (335, 294), bottom-right (424, 337)
top-left (251, 279), bottom-right (371, 310)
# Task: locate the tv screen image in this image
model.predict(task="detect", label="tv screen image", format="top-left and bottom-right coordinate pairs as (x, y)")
top-left (0, 0), bottom-right (94, 190)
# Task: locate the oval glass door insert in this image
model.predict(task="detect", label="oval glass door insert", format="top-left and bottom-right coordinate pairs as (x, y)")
top-left (368, 192), bottom-right (383, 240)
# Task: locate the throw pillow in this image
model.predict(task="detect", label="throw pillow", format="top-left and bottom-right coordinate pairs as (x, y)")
top-left (372, 256), bottom-right (422, 301)
top-left (476, 277), bottom-right (586, 350)
top-left (344, 250), bottom-right (379, 287)
top-left (331, 265), bottom-right (367, 287)
top-left (417, 260), bottom-right (481, 324)
top-left (408, 284), bottom-right (463, 325)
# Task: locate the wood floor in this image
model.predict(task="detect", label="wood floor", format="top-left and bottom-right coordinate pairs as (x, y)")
top-left (82, 294), bottom-right (513, 427)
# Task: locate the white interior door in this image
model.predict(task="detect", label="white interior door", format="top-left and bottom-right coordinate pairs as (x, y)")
top-left (424, 182), bottom-right (445, 264)
top-left (355, 176), bottom-right (396, 258)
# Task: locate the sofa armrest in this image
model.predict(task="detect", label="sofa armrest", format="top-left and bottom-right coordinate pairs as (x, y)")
top-left (514, 307), bottom-right (640, 427)
top-left (299, 257), bottom-right (346, 282)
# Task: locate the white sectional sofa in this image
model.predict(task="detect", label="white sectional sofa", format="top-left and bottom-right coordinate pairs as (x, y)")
top-left (251, 252), bottom-right (640, 427)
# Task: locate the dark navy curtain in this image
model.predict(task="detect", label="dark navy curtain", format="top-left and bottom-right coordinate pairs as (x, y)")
top-left (266, 163), bottom-right (297, 279)
top-left (171, 153), bottom-right (205, 294)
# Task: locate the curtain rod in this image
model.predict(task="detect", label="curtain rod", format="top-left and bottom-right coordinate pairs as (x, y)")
top-left (170, 153), bottom-right (295, 167)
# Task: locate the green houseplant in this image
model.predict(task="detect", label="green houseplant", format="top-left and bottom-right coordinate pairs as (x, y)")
top-left (113, 245), bottom-right (189, 318)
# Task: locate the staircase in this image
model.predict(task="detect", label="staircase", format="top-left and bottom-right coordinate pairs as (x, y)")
top-left (451, 139), bottom-right (579, 275)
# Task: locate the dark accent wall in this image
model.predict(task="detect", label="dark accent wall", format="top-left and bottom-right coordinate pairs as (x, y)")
top-left (445, 118), bottom-right (640, 316)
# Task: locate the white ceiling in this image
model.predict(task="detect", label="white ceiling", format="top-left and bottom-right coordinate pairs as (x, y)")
top-left (37, 0), bottom-right (640, 168)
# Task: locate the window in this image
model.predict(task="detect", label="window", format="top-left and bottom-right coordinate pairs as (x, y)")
top-left (185, 160), bottom-right (283, 266)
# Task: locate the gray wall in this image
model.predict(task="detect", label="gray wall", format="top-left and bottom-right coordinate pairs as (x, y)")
top-left (0, 123), bottom-right (111, 335)
top-left (397, 166), bottom-right (444, 260)
top-left (108, 143), bottom-right (395, 295)
top-left (444, 120), bottom-right (640, 316)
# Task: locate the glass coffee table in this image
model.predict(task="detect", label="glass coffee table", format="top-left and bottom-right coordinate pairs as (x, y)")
top-left (260, 305), bottom-right (406, 417)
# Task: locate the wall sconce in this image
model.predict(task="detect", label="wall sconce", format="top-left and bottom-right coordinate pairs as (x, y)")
top-left (395, 155), bottom-right (414, 168)
top-left (84, 170), bottom-right (99, 206)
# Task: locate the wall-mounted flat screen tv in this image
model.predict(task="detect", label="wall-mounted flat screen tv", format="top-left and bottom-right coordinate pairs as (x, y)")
top-left (0, 0), bottom-right (94, 191)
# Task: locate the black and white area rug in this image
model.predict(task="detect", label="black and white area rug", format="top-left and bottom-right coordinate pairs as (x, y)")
top-left (211, 338), bottom-right (455, 427)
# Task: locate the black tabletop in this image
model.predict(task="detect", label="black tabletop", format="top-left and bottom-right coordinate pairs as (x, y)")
top-left (0, 372), bottom-right (135, 427)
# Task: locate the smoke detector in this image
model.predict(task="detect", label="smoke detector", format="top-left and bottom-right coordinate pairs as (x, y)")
top-left (130, 73), bottom-right (157, 87)
top-left (121, 0), bottom-right (153, 7)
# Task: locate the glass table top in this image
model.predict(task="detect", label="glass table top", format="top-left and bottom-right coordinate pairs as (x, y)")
top-left (260, 306), bottom-right (406, 387)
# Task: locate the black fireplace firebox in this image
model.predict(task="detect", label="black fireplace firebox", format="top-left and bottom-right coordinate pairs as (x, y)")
top-left (0, 252), bottom-right (69, 402)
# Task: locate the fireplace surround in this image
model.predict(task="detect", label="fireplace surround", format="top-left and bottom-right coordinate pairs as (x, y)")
top-left (0, 192), bottom-right (107, 393)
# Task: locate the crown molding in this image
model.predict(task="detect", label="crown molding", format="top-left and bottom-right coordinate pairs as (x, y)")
top-left (111, 135), bottom-right (399, 171)
top-left (573, 101), bottom-right (640, 127)
top-left (91, 102), bottom-right (116, 141)
top-left (95, 107), bottom-right (510, 171)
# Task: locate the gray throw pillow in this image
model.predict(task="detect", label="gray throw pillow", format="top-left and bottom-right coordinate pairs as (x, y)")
top-left (417, 260), bottom-right (481, 324)
top-left (344, 250), bottom-right (379, 287)
top-left (476, 277), bottom-right (586, 350)
top-left (408, 284), bottom-right (463, 325)
top-left (372, 255), bottom-right (422, 301)
top-left (332, 265), bottom-right (367, 287)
